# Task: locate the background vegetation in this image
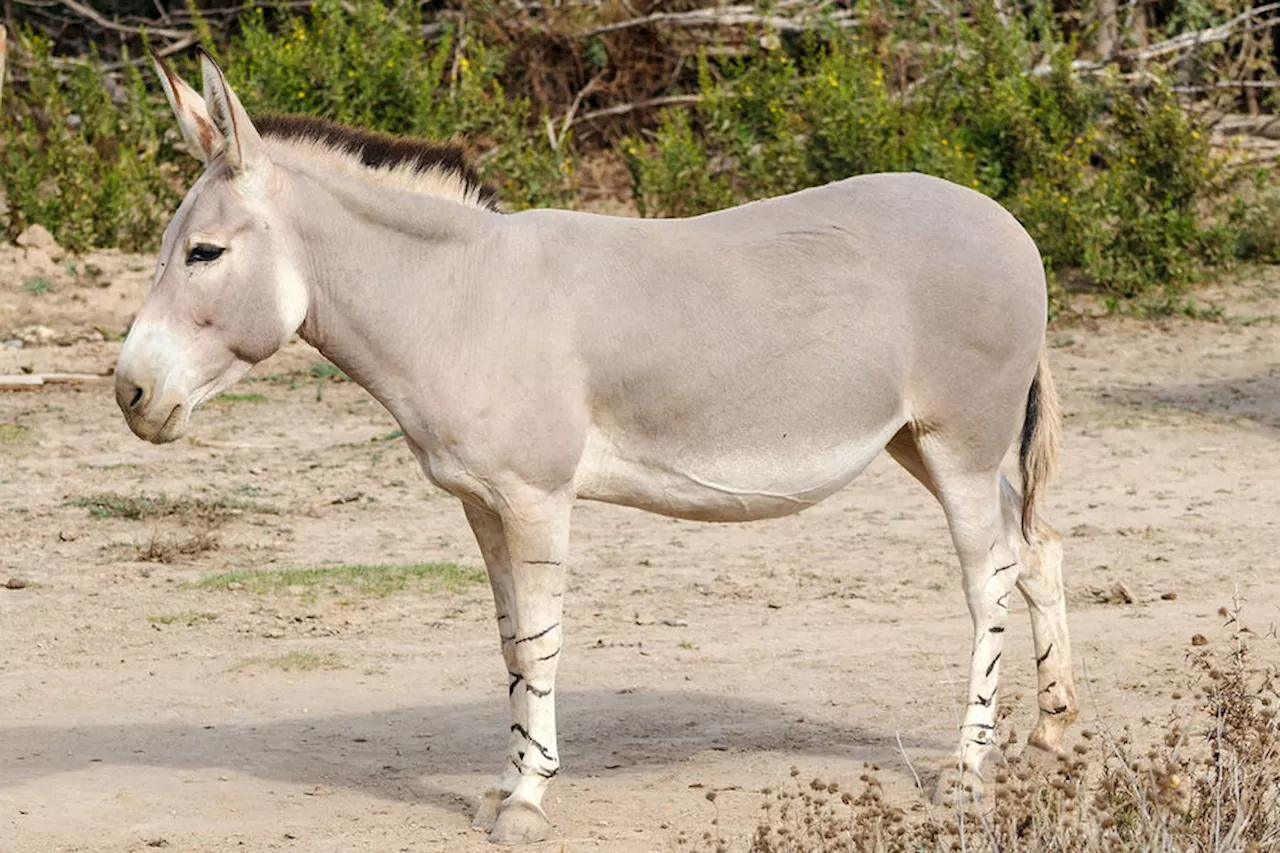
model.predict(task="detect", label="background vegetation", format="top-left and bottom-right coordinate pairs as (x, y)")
top-left (4, 0), bottom-right (1280, 312)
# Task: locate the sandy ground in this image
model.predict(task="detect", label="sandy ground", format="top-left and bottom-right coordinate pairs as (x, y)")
top-left (2, 243), bottom-right (1280, 852)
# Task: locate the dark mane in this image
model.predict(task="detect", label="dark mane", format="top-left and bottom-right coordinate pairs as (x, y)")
top-left (253, 113), bottom-right (500, 212)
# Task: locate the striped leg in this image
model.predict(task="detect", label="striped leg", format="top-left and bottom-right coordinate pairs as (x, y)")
top-left (485, 495), bottom-right (572, 845)
top-left (1007, 478), bottom-right (1078, 753)
top-left (932, 466), bottom-right (1021, 801)
top-left (463, 503), bottom-right (524, 833)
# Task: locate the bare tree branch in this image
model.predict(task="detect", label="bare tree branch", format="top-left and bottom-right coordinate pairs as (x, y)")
top-left (53, 0), bottom-right (189, 40)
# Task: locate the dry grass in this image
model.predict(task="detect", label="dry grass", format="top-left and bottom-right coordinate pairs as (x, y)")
top-left (148, 611), bottom-right (218, 627)
top-left (196, 562), bottom-right (485, 598)
top-left (137, 530), bottom-right (220, 564)
top-left (686, 599), bottom-right (1279, 853)
top-left (231, 650), bottom-right (345, 673)
top-left (67, 491), bottom-right (275, 525)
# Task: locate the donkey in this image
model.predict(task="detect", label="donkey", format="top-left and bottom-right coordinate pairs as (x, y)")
top-left (115, 49), bottom-right (1078, 844)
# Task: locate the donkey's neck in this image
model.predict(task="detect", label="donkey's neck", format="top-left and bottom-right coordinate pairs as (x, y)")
top-left (283, 165), bottom-right (500, 430)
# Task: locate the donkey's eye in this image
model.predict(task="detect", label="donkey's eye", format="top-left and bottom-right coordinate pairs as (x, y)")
top-left (186, 244), bottom-right (226, 265)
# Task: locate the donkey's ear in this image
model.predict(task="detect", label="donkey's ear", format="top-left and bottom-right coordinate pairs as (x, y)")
top-left (151, 47), bottom-right (222, 163)
top-left (197, 48), bottom-right (266, 174)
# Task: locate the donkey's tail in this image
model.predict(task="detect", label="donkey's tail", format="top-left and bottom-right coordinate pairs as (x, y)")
top-left (1018, 349), bottom-right (1062, 542)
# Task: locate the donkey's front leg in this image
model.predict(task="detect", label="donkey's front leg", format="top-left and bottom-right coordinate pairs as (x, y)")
top-left (462, 503), bottom-right (525, 833)
top-left (487, 494), bottom-right (572, 845)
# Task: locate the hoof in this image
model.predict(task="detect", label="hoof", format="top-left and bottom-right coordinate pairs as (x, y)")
top-left (925, 756), bottom-right (992, 807)
top-left (472, 788), bottom-right (507, 833)
top-left (1029, 710), bottom-right (1078, 755)
top-left (489, 800), bottom-right (553, 845)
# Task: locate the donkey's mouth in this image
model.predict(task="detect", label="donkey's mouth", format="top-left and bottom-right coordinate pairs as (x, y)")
top-left (150, 404), bottom-right (189, 443)
top-left (125, 401), bottom-right (188, 444)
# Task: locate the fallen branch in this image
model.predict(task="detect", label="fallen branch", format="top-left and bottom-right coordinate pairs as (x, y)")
top-left (0, 25), bottom-right (6, 111)
top-left (566, 93), bottom-right (702, 127)
top-left (1046, 2), bottom-right (1280, 76)
top-left (575, 5), bottom-right (858, 38)
top-left (0, 373), bottom-right (112, 391)
top-left (1139, 1), bottom-right (1280, 60)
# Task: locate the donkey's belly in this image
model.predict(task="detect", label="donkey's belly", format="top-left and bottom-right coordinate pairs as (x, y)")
top-left (573, 420), bottom-right (903, 522)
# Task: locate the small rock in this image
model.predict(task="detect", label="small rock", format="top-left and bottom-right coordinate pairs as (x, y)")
top-left (262, 629), bottom-right (285, 639)
top-left (58, 530), bottom-right (78, 542)
top-left (227, 581), bottom-right (244, 591)
top-left (15, 223), bottom-right (56, 251)
top-left (660, 618), bottom-right (689, 628)
top-left (1191, 634), bottom-right (1208, 647)
top-left (633, 612), bottom-right (655, 626)
top-left (5, 577), bottom-right (28, 590)
top-left (1088, 582), bottom-right (1134, 605)
top-left (15, 325), bottom-right (55, 346)
top-left (1161, 591), bottom-right (1177, 601)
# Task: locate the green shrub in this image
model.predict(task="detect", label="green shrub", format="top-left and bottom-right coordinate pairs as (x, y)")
top-left (622, 1), bottom-right (1253, 312)
top-left (0, 34), bottom-right (190, 252)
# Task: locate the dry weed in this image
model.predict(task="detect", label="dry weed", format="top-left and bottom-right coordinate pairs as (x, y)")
top-left (687, 598), bottom-right (1279, 853)
top-left (137, 529), bottom-right (220, 564)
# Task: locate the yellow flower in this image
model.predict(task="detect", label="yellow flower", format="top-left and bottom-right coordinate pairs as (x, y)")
top-left (297, 91), bottom-right (306, 99)
top-left (1191, 131), bottom-right (1200, 140)
top-left (826, 75), bottom-right (838, 88)
top-left (1059, 195), bottom-right (1068, 204)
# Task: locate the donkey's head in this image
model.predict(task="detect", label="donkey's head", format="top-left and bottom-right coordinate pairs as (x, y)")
top-left (115, 50), bottom-right (307, 443)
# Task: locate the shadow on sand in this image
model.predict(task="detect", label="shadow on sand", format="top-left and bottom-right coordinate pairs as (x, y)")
top-left (1, 688), bottom-right (948, 818)
top-left (1099, 369), bottom-right (1280, 432)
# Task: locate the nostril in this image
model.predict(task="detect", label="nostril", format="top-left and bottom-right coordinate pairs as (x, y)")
top-left (129, 386), bottom-right (144, 409)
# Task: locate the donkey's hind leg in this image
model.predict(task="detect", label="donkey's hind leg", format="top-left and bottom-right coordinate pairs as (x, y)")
top-left (1001, 477), bottom-right (1078, 753)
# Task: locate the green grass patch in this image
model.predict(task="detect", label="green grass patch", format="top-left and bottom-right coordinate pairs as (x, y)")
top-left (217, 392), bottom-right (268, 404)
top-left (148, 610), bottom-right (219, 627)
top-left (0, 424), bottom-right (31, 442)
top-left (21, 277), bottom-right (53, 295)
top-left (198, 562), bottom-right (485, 598)
top-left (232, 650), bottom-right (345, 672)
top-left (66, 492), bottom-right (275, 523)
top-left (309, 362), bottom-right (347, 382)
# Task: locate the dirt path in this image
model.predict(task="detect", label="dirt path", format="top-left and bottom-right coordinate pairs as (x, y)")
top-left (2, 248), bottom-right (1279, 852)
